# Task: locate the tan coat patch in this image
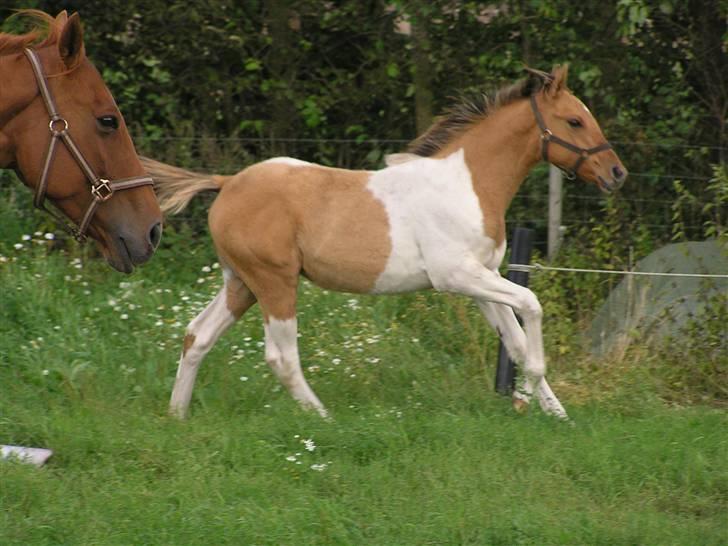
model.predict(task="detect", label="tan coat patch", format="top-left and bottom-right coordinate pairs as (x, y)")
top-left (210, 162), bottom-right (392, 299)
top-left (182, 333), bottom-right (195, 357)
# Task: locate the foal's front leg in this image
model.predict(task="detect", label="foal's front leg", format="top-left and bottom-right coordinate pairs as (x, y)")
top-left (479, 301), bottom-right (568, 418)
top-left (431, 258), bottom-right (568, 418)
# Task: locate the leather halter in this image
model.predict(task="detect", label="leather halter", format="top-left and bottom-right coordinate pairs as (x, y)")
top-left (23, 48), bottom-right (154, 242)
top-left (529, 94), bottom-right (612, 180)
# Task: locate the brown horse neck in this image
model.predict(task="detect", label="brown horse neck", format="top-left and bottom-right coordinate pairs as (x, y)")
top-left (462, 99), bottom-right (541, 205)
top-left (437, 99), bottom-right (542, 243)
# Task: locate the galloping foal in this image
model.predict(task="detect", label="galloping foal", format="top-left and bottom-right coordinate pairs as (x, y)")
top-left (145, 66), bottom-right (627, 420)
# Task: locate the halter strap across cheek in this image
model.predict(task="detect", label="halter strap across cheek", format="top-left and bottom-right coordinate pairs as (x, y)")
top-left (23, 48), bottom-right (154, 242)
top-left (529, 94), bottom-right (612, 180)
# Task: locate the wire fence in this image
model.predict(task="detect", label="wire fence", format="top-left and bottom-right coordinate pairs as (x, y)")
top-left (508, 263), bottom-right (728, 279)
top-left (134, 134), bottom-right (728, 153)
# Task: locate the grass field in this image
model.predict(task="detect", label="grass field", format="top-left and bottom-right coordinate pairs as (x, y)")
top-left (1, 219), bottom-right (727, 545)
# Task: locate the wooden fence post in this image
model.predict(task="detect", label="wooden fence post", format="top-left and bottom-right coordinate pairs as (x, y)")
top-left (548, 165), bottom-right (563, 261)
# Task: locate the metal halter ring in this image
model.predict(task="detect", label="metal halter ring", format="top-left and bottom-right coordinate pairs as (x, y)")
top-left (49, 117), bottom-right (69, 135)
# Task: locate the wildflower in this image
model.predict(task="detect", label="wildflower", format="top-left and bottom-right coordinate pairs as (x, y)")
top-left (21, 234), bottom-right (31, 241)
top-left (13, 243), bottom-right (23, 250)
top-left (42, 369), bottom-right (49, 376)
top-left (44, 232), bottom-right (55, 240)
top-left (201, 266), bottom-right (212, 273)
top-left (332, 358), bottom-right (341, 365)
top-left (239, 376), bottom-right (249, 382)
top-left (120, 314), bottom-right (129, 320)
top-left (302, 438), bottom-right (316, 452)
top-left (310, 463), bottom-right (328, 471)
top-left (285, 455), bottom-right (297, 462)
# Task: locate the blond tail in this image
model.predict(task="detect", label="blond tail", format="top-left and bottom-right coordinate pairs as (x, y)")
top-left (140, 157), bottom-right (231, 215)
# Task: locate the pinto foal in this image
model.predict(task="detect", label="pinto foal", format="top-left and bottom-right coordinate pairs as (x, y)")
top-left (145, 66), bottom-right (627, 420)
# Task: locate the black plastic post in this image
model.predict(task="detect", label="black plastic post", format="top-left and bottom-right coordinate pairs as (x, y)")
top-left (495, 227), bottom-right (534, 395)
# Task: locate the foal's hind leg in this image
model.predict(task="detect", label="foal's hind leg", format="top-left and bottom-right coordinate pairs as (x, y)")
top-left (479, 302), bottom-right (567, 419)
top-left (249, 277), bottom-right (328, 418)
top-left (169, 268), bottom-right (256, 418)
top-left (263, 315), bottom-right (328, 418)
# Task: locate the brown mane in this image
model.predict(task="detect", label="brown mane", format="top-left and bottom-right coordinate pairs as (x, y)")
top-left (407, 68), bottom-right (555, 157)
top-left (0, 10), bottom-right (66, 56)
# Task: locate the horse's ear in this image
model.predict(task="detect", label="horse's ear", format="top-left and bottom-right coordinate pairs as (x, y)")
top-left (548, 64), bottom-right (569, 97)
top-left (522, 66), bottom-right (554, 96)
top-left (58, 12), bottom-right (85, 69)
top-left (55, 11), bottom-right (69, 25)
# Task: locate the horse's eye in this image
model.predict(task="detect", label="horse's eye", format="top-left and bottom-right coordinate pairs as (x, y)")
top-left (567, 118), bottom-right (583, 128)
top-left (97, 115), bottom-right (119, 132)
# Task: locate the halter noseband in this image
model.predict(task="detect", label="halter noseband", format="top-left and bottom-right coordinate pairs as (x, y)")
top-left (529, 94), bottom-right (612, 180)
top-left (23, 48), bottom-right (154, 242)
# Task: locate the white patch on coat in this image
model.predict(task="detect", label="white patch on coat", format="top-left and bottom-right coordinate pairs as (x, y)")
top-left (366, 148), bottom-right (502, 294)
top-left (263, 157), bottom-right (313, 167)
top-left (384, 153), bottom-right (420, 166)
top-left (264, 317), bottom-right (327, 416)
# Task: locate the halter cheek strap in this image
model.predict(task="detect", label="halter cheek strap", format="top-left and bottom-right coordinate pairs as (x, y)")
top-left (529, 95), bottom-right (612, 180)
top-left (24, 48), bottom-right (154, 242)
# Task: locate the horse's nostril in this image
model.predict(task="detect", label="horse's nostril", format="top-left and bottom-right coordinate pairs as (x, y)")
top-left (612, 165), bottom-right (625, 181)
top-left (149, 222), bottom-right (163, 250)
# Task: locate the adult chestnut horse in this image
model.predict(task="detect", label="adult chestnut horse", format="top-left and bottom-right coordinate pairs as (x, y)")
top-left (145, 66), bottom-right (627, 420)
top-left (0, 10), bottom-right (162, 272)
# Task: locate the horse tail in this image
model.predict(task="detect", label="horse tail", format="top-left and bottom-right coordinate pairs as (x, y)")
top-left (141, 157), bottom-right (232, 215)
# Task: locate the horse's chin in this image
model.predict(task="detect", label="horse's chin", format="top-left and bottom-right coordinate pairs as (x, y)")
top-left (99, 239), bottom-right (135, 274)
top-left (596, 176), bottom-right (616, 194)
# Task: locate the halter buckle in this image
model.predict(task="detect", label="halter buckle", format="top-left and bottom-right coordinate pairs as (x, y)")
top-left (541, 129), bottom-right (552, 141)
top-left (91, 179), bottom-right (113, 201)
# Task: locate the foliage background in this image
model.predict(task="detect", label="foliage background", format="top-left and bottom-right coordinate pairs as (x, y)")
top-left (2, 0), bottom-right (726, 247)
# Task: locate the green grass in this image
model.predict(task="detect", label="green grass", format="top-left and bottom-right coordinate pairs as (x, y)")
top-left (1, 224), bottom-right (727, 545)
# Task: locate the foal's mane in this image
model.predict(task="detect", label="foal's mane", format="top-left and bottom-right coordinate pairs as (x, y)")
top-left (407, 68), bottom-right (555, 157)
top-left (0, 10), bottom-right (65, 56)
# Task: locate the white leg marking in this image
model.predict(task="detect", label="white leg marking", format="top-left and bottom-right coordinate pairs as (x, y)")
top-left (432, 258), bottom-right (567, 417)
top-left (264, 317), bottom-right (328, 418)
top-left (169, 272), bottom-right (239, 418)
top-left (536, 378), bottom-right (569, 419)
